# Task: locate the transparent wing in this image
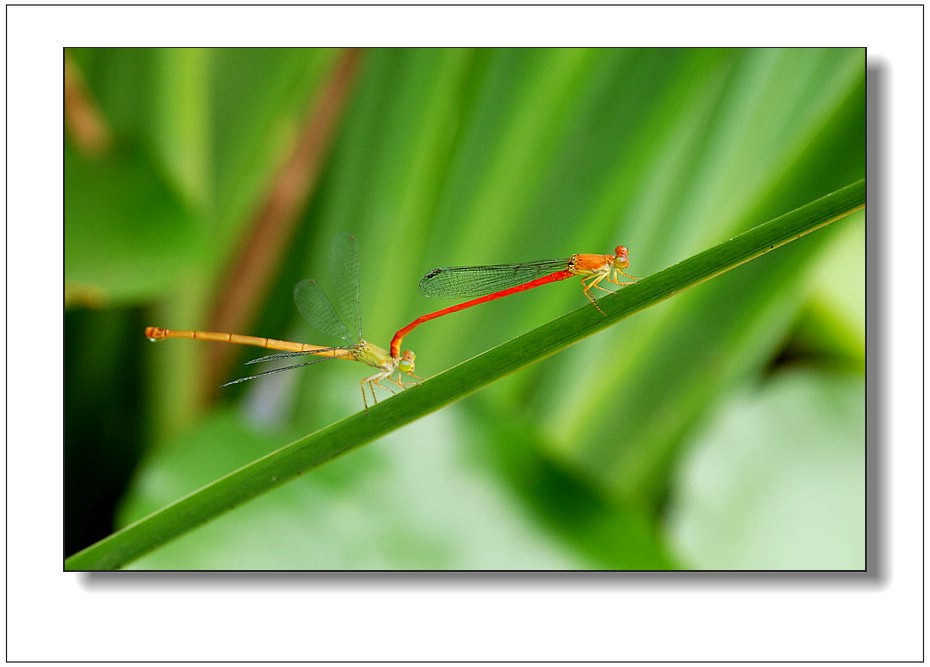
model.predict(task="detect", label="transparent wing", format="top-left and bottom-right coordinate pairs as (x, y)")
top-left (329, 231), bottom-right (363, 343)
top-left (418, 257), bottom-right (571, 298)
top-left (293, 279), bottom-right (353, 343)
top-left (244, 346), bottom-right (350, 365)
top-left (220, 356), bottom-right (338, 387)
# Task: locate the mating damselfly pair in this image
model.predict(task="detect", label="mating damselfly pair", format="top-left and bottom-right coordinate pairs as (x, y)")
top-left (147, 232), bottom-right (636, 408)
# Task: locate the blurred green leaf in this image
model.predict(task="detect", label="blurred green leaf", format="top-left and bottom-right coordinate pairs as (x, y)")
top-left (666, 368), bottom-right (865, 569)
top-left (470, 410), bottom-right (679, 569)
top-left (64, 142), bottom-right (202, 303)
top-left (119, 409), bottom-right (605, 569)
top-left (64, 48), bottom-right (339, 302)
top-left (210, 48), bottom-right (339, 254)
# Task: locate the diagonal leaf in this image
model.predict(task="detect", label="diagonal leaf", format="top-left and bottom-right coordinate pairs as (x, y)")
top-left (65, 179), bottom-right (864, 570)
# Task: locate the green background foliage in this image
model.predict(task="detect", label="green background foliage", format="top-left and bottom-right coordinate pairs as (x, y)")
top-left (65, 47), bottom-right (865, 569)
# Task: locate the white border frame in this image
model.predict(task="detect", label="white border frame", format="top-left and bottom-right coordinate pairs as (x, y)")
top-left (8, 4), bottom-right (922, 661)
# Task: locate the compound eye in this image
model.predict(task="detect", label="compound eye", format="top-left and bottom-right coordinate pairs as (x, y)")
top-left (615, 245), bottom-right (628, 259)
top-left (399, 350), bottom-right (416, 372)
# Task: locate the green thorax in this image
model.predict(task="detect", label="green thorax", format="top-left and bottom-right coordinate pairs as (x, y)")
top-left (355, 340), bottom-right (394, 369)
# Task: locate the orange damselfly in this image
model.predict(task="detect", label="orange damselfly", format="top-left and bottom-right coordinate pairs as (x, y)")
top-left (146, 233), bottom-right (416, 409)
top-left (390, 246), bottom-right (636, 358)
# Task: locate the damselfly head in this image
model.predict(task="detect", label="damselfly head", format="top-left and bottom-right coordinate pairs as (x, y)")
top-left (613, 245), bottom-right (630, 269)
top-left (398, 350), bottom-right (416, 374)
